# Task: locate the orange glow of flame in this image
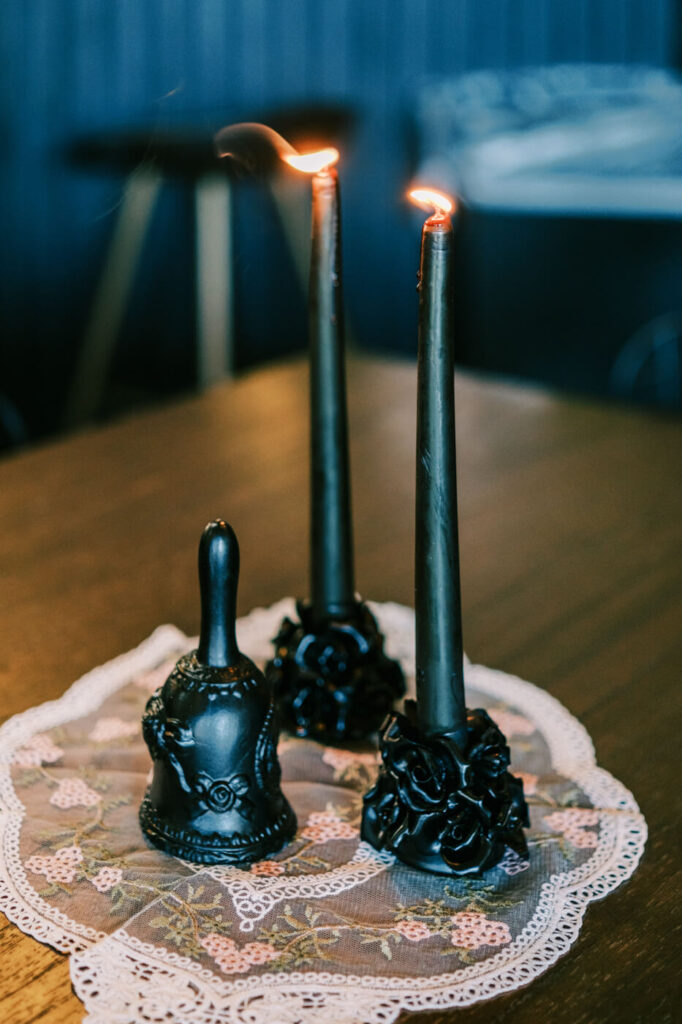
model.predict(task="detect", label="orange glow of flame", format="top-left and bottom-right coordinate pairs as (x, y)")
top-left (283, 147), bottom-right (339, 174)
top-left (408, 188), bottom-right (455, 218)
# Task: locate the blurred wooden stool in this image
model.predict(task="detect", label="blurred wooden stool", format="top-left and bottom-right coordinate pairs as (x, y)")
top-left (64, 130), bottom-right (234, 428)
top-left (64, 107), bottom-right (356, 429)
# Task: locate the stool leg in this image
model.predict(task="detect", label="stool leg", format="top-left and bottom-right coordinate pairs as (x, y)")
top-left (63, 170), bottom-right (161, 428)
top-left (195, 175), bottom-right (233, 387)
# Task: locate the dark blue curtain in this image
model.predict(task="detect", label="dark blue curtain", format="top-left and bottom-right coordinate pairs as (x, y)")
top-left (1, 0), bottom-right (677, 436)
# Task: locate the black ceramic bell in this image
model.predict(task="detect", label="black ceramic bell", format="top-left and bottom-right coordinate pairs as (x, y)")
top-left (140, 520), bottom-right (296, 864)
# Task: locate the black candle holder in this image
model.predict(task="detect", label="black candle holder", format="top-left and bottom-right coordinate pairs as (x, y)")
top-left (265, 599), bottom-right (405, 743)
top-left (140, 521), bottom-right (296, 864)
top-left (361, 700), bottom-right (529, 876)
top-left (359, 192), bottom-right (528, 875)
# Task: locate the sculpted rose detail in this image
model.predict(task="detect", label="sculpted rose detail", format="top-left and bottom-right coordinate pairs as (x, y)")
top-left (441, 800), bottom-right (494, 872)
top-left (466, 711), bottom-right (511, 781)
top-left (362, 704), bottom-right (529, 875)
top-left (390, 733), bottom-right (451, 811)
top-left (195, 773), bottom-right (254, 819)
top-left (206, 781), bottom-right (235, 812)
top-left (265, 601), bottom-right (405, 743)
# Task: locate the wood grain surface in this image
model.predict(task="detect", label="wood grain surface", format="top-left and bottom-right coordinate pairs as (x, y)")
top-left (0, 355), bottom-right (680, 1023)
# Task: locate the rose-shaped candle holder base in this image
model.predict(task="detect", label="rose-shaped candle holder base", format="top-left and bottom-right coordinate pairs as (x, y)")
top-left (361, 701), bottom-right (528, 875)
top-left (265, 599), bottom-right (406, 744)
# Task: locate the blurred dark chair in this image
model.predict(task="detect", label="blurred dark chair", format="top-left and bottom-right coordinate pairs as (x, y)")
top-left (610, 311), bottom-right (682, 407)
top-left (63, 105), bottom-right (355, 429)
top-left (0, 394), bottom-right (29, 453)
top-left (414, 65), bottom-right (682, 407)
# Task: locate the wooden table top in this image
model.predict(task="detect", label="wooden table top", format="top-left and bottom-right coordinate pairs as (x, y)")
top-left (0, 355), bottom-right (680, 1024)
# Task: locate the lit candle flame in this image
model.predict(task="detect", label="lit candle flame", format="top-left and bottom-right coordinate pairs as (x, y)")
top-left (408, 188), bottom-right (455, 218)
top-left (283, 147), bottom-right (340, 175)
top-left (215, 123), bottom-right (340, 177)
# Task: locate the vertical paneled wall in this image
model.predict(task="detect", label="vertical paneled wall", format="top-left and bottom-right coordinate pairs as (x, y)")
top-left (0, 0), bottom-right (677, 436)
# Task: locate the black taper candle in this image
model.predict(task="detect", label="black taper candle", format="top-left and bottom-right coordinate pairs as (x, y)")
top-left (361, 190), bottom-right (528, 873)
top-left (309, 168), bottom-right (355, 624)
top-left (415, 212), bottom-right (467, 741)
top-left (213, 123), bottom-right (406, 741)
top-left (197, 520), bottom-right (239, 668)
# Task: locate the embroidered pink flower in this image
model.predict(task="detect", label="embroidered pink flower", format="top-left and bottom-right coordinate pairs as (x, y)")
top-left (250, 860), bottom-right (285, 877)
top-left (395, 919), bottom-right (431, 941)
top-left (26, 844), bottom-right (83, 885)
top-left (545, 809), bottom-right (599, 849)
top-left (322, 748), bottom-right (379, 772)
top-left (449, 911), bottom-right (511, 950)
top-left (516, 772), bottom-right (538, 796)
top-left (300, 810), bottom-right (358, 843)
top-left (49, 777), bottom-right (101, 809)
top-left (241, 941), bottom-right (280, 966)
top-left (488, 709), bottom-right (535, 737)
top-left (200, 933), bottom-right (279, 974)
top-left (568, 828), bottom-right (599, 849)
top-left (498, 847), bottom-right (530, 876)
top-left (200, 934), bottom-right (236, 958)
top-left (200, 934), bottom-right (249, 974)
top-left (90, 717), bottom-right (139, 743)
top-left (12, 733), bottom-right (63, 768)
top-left (90, 866), bottom-right (123, 892)
top-left (133, 659), bottom-right (176, 694)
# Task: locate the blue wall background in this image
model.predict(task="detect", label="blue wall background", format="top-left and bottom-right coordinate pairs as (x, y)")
top-left (1, 0), bottom-right (678, 438)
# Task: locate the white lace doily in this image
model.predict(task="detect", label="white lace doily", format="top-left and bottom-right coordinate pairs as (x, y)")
top-left (0, 600), bottom-right (646, 1024)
